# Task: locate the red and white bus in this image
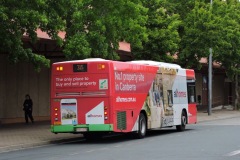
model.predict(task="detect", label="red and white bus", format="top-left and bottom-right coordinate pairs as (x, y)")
top-left (50, 58), bottom-right (197, 138)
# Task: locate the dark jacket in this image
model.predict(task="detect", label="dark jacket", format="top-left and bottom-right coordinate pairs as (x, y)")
top-left (23, 99), bottom-right (33, 111)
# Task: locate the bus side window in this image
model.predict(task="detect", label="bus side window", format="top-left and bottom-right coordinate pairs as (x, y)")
top-left (187, 82), bottom-right (196, 103)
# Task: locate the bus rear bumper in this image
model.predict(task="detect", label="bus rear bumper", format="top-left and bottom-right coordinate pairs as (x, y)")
top-left (51, 124), bottom-right (114, 133)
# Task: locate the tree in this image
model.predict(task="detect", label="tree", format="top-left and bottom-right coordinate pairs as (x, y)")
top-left (176, 1), bottom-right (214, 68)
top-left (0, 0), bottom-right (65, 70)
top-left (0, 0), bottom-right (147, 69)
top-left (212, 0), bottom-right (240, 110)
top-left (60, 0), bottom-right (147, 60)
top-left (131, 0), bottom-right (181, 62)
top-left (172, 0), bottom-right (240, 109)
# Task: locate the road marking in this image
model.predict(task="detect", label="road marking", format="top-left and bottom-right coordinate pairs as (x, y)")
top-left (226, 149), bottom-right (240, 156)
top-left (114, 145), bottom-right (121, 148)
top-left (86, 150), bottom-right (95, 153)
top-left (69, 152), bottom-right (80, 155)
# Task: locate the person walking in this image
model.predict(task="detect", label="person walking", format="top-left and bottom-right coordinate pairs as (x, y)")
top-left (23, 94), bottom-right (34, 124)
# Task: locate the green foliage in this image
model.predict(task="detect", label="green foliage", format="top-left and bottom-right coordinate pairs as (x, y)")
top-left (0, 0), bottom-right (64, 71)
top-left (62, 0), bottom-right (148, 60)
top-left (212, 0), bottom-right (240, 79)
top-left (178, 0), bottom-right (213, 68)
top-left (132, 0), bottom-right (181, 62)
top-left (0, 0), bottom-right (148, 68)
top-left (64, 33), bottom-right (92, 59)
top-left (173, 0), bottom-right (240, 76)
top-left (2, 0), bottom-right (240, 77)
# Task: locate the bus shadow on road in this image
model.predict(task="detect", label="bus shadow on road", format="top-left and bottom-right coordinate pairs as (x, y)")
top-left (146, 128), bottom-right (193, 137)
top-left (58, 128), bottom-right (194, 145)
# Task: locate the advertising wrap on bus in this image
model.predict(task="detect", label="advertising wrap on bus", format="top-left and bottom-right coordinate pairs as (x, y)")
top-left (54, 75), bottom-right (108, 90)
top-left (50, 59), bottom-right (197, 139)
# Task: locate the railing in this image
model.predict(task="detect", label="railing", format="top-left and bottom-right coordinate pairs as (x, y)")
top-left (197, 96), bottom-right (234, 110)
top-left (212, 96), bottom-right (223, 107)
top-left (228, 96), bottom-right (233, 105)
top-left (212, 96), bottom-right (234, 107)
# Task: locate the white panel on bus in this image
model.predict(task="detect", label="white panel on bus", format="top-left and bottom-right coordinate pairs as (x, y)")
top-left (86, 101), bottom-right (104, 124)
top-left (131, 60), bottom-right (181, 69)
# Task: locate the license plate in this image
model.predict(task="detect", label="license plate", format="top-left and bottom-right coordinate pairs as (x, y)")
top-left (76, 128), bottom-right (87, 132)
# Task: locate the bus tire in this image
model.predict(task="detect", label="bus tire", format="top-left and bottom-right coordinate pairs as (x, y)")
top-left (176, 111), bottom-right (187, 131)
top-left (137, 113), bottom-right (147, 138)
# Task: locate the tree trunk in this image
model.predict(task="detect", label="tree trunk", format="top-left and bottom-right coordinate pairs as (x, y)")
top-left (234, 74), bottom-right (239, 110)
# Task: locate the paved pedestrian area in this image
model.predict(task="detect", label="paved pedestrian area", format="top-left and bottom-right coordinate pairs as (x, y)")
top-left (0, 109), bottom-right (239, 153)
top-left (0, 121), bottom-right (81, 153)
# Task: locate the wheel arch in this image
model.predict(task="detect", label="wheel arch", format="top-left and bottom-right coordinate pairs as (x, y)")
top-left (182, 108), bottom-right (188, 124)
top-left (140, 110), bottom-right (148, 128)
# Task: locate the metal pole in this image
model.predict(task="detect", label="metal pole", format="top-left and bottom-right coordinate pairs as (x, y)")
top-left (208, 0), bottom-right (213, 116)
top-left (208, 48), bottom-right (212, 115)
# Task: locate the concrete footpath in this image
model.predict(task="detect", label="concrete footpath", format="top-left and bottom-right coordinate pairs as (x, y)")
top-left (0, 109), bottom-right (240, 153)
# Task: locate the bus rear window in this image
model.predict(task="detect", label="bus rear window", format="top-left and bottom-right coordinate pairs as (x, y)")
top-left (187, 82), bottom-right (196, 103)
top-left (73, 64), bottom-right (87, 72)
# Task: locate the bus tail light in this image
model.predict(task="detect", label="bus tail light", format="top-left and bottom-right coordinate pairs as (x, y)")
top-left (54, 107), bottom-right (61, 124)
top-left (98, 64), bottom-right (105, 70)
top-left (56, 66), bottom-right (63, 71)
top-left (104, 106), bottom-right (108, 120)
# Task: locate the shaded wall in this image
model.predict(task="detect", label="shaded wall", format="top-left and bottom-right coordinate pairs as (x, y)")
top-left (195, 73), bottom-right (202, 104)
top-left (195, 71), bottom-right (228, 110)
top-left (0, 54), bottom-right (51, 123)
top-left (212, 75), bottom-right (225, 106)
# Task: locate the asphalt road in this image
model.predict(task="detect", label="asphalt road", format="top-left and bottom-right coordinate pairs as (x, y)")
top-left (0, 117), bottom-right (240, 160)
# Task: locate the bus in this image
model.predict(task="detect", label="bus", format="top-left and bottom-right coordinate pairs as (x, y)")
top-left (50, 58), bottom-right (197, 139)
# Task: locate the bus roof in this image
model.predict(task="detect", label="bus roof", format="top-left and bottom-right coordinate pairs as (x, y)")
top-left (130, 60), bottom-right (181, 69)
top-left (53, 58), bottom-right (109, 64)
top-left (53, 58), bottom-right (182, 69)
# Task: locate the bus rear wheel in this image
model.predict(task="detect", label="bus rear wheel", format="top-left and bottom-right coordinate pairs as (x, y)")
top-left (176, 111), bottom-right (187, 131)
top-left (137, 113), bottom-right (147, 138)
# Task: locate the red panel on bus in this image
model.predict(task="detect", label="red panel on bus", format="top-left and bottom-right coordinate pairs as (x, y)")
top-left (186, 69), bottom-right (195, 79)
top-left (188, 103), bottom-right (197, 124)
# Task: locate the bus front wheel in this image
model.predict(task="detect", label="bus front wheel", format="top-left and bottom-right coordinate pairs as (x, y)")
top-left (137, 113), bottom-right (147, 138)
top-left (176, 111), bottom-right (187, 131)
